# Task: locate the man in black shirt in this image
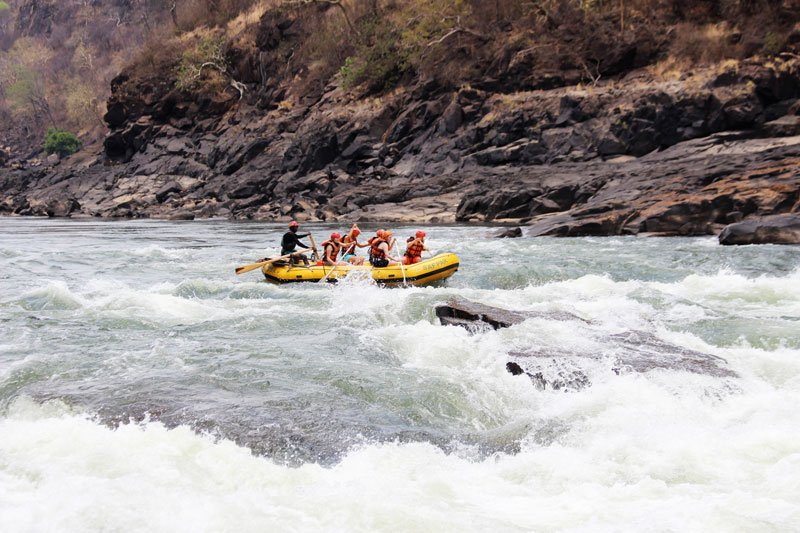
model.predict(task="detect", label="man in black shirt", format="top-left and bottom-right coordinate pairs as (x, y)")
top-left (281, 220), bottom-right (310, 265)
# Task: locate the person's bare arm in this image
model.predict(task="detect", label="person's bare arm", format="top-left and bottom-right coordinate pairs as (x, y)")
top-left (383, 242), bottom-right (399, 262)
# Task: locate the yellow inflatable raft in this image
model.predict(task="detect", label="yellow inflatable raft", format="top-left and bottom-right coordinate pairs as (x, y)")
top-left (262, 252), bottom-right (460, 286)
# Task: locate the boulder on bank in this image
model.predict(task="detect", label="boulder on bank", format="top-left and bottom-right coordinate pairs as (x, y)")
top-left (718, 213), bottom-right (800, 245)
top-left (165, 210), bottom-right (195, 220)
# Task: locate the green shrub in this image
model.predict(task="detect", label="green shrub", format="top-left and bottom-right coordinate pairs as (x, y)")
top-left (339, 57), bottom-right (356, 88)
top-left (763, 31), bottom-right (787, 56)
top-left (44, 128), bottom-right (81, 157)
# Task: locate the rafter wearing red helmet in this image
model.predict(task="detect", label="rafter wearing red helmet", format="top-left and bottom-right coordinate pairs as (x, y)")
top-left (341, 224), bottom-right (368, 266)
top-left (368, 229), bottom-right (400, 268)
top-left (403, 230), bottom-right (429, 265)
top-left (280, 220), bottom-right (310, 265)
top-left (320, 231), bottom-right (348, 266)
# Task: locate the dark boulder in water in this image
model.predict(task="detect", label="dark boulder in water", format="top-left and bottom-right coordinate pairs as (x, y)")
top-left (436, 297), bottom-right (586, 331)
top-left (436, 297), bottom-right (737, 388)
top-left (436, 298), bottom-right (528, 330)
top-left (506, 362), bottom-right (525, 375)
top-left (719, 214), bottom-right (800, 245)
top-left (495, 227), bottom-right (523, 238)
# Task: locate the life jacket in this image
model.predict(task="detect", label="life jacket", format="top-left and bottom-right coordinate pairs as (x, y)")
top-left (322, 240), bottom-right (340, 262)
top-left (369, 238), bottom-right (387, 261)
top-left (405, 238), bottom-right (424, 260)
top-left (341, 234), bottom-right (357, 256)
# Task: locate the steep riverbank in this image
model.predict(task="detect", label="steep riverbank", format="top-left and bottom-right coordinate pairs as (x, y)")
top-left (1, 3), bottom-right (799, 236)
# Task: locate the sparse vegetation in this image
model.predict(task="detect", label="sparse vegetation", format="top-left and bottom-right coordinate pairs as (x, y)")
top-left (0, 0), bottom-right (180, 151)
top-left (175, 34), bottom-right (228, 92)
top-left (671, 22), bottom-right (743, 64)
top-left (339, 57), bottom-right (356, 88)
top-left (296, 0), bottom-right (797, 93)
top-left (339, 15), bottom-right (410, 92)
top-left (0, 0), bottom-right (798, 157)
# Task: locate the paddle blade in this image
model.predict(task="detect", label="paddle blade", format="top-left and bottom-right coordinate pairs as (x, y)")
top-left (235, 261), bottom-right (267, 275)
top-left (235, 248), bottom-right (310, 276)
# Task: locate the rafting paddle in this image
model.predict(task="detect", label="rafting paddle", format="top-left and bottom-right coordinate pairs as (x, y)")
top-left (319, 265), bottom-right (337, 283)
top-left (387, 237), bottom-right (407, 286)
top-left (308, 233), bottom-right (321, 262)
top-left (398, 258), bottom-right (407, 286)
top-left (234, 248), bottom-right (311, 275)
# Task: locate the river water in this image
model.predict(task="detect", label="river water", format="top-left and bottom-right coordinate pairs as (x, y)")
top-left (1, 219), bottom-right (799, 532)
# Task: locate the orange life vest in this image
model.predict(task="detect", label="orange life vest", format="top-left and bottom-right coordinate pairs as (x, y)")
top-left (322, 240), bottom-right (340, 262)
top-left (405, 238), bottom-right (424, 260)
top-left (369, 238), bottom-right (387, 261)
top-left (341, 234), bottom-right (357, 255)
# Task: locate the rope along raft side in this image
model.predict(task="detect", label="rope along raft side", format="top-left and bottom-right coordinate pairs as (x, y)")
top-left (262, 253), bottom-right (460, 287)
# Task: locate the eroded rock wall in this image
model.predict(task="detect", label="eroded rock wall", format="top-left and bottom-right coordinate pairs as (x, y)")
top-left (2, 6), bottom-right (800, 236)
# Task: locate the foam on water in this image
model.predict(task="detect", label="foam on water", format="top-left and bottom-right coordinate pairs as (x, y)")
top-left (13, 281), bottom-right (86, 311)
top-left (129, 244), bottom-right (198, 260)
top-left (2, 371), bottom-right (799, 533)
top-left (9, 280), bottom-right (235, 327)
top-left (3, 221), bottom-right (800, 531)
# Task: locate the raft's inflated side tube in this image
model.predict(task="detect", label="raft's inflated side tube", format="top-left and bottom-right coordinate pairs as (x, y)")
top-left (262, 253), bottom-right (460, 287)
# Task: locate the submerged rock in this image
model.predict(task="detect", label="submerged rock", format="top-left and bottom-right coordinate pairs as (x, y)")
top-left (436, 297), bottom-right (737, 389)
top-left (505, 329), bottom-right (736, 391)
top-left (718, 213), bottom-right (800, 245)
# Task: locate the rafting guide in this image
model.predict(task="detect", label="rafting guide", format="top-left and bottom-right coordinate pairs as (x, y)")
top-left (281, 221), bottom-right (311, 266)
top-left (235, 222), bottom-right (459, 286)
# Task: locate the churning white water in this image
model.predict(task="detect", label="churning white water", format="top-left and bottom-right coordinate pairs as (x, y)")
top-left (1, 219), bottom-right (799, 532)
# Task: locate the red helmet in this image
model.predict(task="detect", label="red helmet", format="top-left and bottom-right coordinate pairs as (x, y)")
top-left (416, 230), bottom-right (426, 238)
top-left (351, 228), bottom-right (361, 236)
top-left (289, 220), bottom-right (299, 228)
top-left (330, 232), bottom-right (341, 240)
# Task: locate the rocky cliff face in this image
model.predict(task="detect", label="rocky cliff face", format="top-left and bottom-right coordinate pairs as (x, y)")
top-left (1, 5), bottom-right (799, 236)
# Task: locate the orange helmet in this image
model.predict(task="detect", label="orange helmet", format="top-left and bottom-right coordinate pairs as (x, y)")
top-left (416, 230), bottom-right (426, 238)
top-left (330, 232), bottom-right (341, 240)
top-left (351, 228), bottom-right (361, 237)
top-left (384, 230), bottom-right (393, 239)
top-left (289, 220), bottom-right (299, 228)
top-left (376, 229), bottom-right (386, 239)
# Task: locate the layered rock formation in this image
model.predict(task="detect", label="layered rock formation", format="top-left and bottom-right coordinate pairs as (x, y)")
top-left (1, 6), bottom-right (800, 238)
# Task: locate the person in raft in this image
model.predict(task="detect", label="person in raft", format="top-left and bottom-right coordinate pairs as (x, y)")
top-left (368, 229), bottom-right (401, 268)
top-left (403, 230), bottom-right (428, 265)
top-left (280, 220), bottom-right (310, 265)
top-left (320, 232), bottom-right (348, 266)
top-left (340, 224), bottom-right (368, 265)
